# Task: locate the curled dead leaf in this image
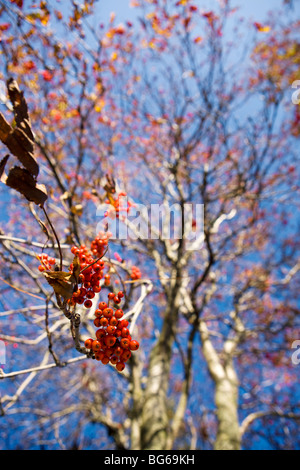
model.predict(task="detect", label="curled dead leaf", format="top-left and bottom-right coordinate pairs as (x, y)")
top-left (5, 166), bottom-right (48, 206)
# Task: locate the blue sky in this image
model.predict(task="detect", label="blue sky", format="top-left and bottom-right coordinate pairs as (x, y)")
top-left (97, 0), bottom-right (300, 23)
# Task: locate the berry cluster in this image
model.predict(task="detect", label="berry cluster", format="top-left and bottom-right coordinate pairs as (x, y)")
top-left (105, 191), bottom-right (134, 219)
top-left (37, 253), bottom-right (56, 271)
top-left (90, 231), bottom-right (111, 258)
top-left (84, 291), bottom-right (139, 371)
top-left (68, 244), bottom-right (105, 308)
top-left (131, 265), bottom-right (142, 280)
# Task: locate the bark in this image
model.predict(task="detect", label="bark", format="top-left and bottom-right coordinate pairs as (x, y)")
top-left (139, 299), bottom-right (178, 450)
top-left (214, 374), bottom-right (240, 450)
top-left (199, 319), bottom-right (241, 450)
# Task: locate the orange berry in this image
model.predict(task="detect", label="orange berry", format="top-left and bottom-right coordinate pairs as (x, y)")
top-left (84, 338), bottom-right (93, 349)
top-left (116, 362), bottom-right (126, 372)
top-left (129, 340), bottom-right (139, 351)
top-left (92, 340), bottom-right (101, 351)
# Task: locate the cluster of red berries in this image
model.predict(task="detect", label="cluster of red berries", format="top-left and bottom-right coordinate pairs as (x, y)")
top-left (131, 265), bottom-right (142, 280)
top-left (84, 291), bottom-right (139, 371)
top-left (90, 230), bottom-right (111, 258)
top-left (68, 244), bottom-right (105, 308)
top-left (105, 191), bottom-right (134, 219)
top-left (37, 253), bottom-right (56, 271)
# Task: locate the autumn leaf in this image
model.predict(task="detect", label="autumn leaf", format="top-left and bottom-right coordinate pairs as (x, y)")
top-left (43, 271), bottom-right (75, 300)
top-left (0, 79), bottom-right (39, 177)
top-left (43, 255), bottom-right (81, 300)
top-left (4, 166), bottom-right (48, 206)
top-left (254, 22), bottom-right (271, 32)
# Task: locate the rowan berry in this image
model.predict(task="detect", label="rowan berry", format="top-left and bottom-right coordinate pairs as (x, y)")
top-left (120, 338), bottom-right (130, 349)
top-left (84, 338), bottom-right (93, 349)
top-left (84, 299), bottom-right (93, 308)
top-left (104, 347), bottom-right (114, 357)
top-left (86, 291), bottom-right (95, 299)
top-left (116, 362), bottom-right (125, 372)
top-left (110, 316), bottom-right (118, 327)
top-left (129, 340), bottom-right (140, 351)
top-left (92, 340), bottom-right (101, 351)
top-left (114, 346), bottom-right (123, 356)
top-left (104, 335), bottom-right (116, 347)
top-left (120, 350), bottom-right (131, 362)
top-left (115, 309), bottom-right (124, 319)
top-left (99, 301), bottom-right (108, 310)
top-left (94, 318), bottom-right (101, 327)
top-left (95, 329), bottom-right (105, 340)
top-left (121, 327), bottom-right (130, 337)
top-left (95, 352), bottom-right (104, 361)
top-left (110, 355), bottom-right (118, 364)
top-left (107, 325), bottom-right (117, 335)
top-left (118, 319), bottom-right (129, 329)
top-left (99, 317), bottom-right (109, 327)
top-left (103, 308), bottom-right (113, 318)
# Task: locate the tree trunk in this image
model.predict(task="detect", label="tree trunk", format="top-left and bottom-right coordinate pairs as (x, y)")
top-left (139, 298), bottom-right (178, 450)
top-left (140, 340), bottom-right (171, 450)
top-left (199, 319), bottom-right (241, 450)
top-left (214, 376), bottom-right (241, 450)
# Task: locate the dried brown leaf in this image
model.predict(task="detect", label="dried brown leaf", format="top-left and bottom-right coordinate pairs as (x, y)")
top-left (5, 166), bottom-right (47, 206)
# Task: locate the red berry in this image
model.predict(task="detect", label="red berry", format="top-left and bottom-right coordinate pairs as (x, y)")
top-left (110, 355), bottom-right (118, 364)
top-left (84, 299), bottom-right (93, 308)
top-left (100, 317), bottom-right (109, 327)
top-left (86, 291), bottom-right (95, 299)
top-left (116, 362), bottom-right (126, 372)
top-left (103, 308), bottom-right (114, 318)
top-left (107, 325), bottom-right (116, 335)
top-left (117, 291), bottom-right (124, 298)
top-left (94, 318), bottom-right (101, 327)
top-left (121, 327), bottom-right (130, 337)
top-left (120, 338), bottom-right (130, 349)
top-left (99, 301), bottom-right (108, 310)
top-left (92, 340), bottom-right (101, 351)
top-left (84, 338), bottom-right (93, 349)
top-left (114, 346), bottom-right (123, 356)
top-left (108, 292), bottom-right (115, 300)
top-left (105, 347), bottom-right (114, 357)
top-left (120, 350), bottom-right (131, 362)
top-left (101, 356), bottom-right (110, 365)
top-left (129, 340), bottom-right (139, 351)
top-left (104, 335), bottom-right (116, 347)
top-left (96, 329), bottom-right (105, 340)
top-left (95, 352), bottom-right (105, 361)
top-left (115, 309), bottom-right (124, 319)
top-left (110, 316), bottom-right (118, 327)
